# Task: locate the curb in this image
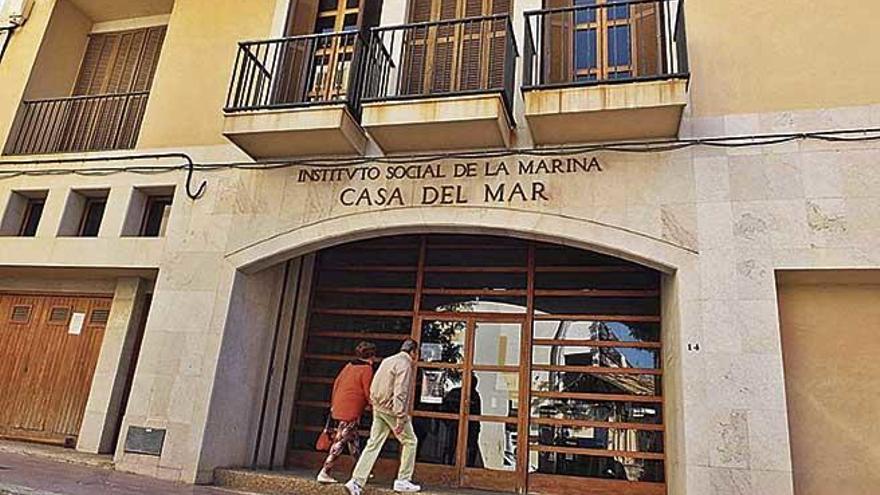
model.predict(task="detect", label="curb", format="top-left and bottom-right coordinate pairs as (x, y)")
top-left (0, 483), bottom-right (65, 495)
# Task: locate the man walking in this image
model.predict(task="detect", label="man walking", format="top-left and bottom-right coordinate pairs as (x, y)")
top-left (345, 339), bottom-right (420, 495)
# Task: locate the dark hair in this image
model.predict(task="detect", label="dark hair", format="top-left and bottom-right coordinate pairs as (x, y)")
top-left (355, 341), bottom-right (377, 359)
top-left (400, 338), bottom-right (418, 353)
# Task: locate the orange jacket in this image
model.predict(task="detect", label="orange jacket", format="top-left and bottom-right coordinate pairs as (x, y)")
top-left (330, 360), bottom-right (374, 422)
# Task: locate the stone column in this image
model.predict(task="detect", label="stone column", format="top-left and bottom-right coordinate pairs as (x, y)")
top-left (77, 277), bottom-right (149, 454)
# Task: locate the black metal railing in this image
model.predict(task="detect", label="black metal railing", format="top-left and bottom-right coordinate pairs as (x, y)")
top-left (6, 92), bottom-right (150, 155)
top-left (524, 0), bottom-right (689, 89)
top-left (225, 31), bottom-right (368, 118)
top-left (362, 14), bottom-right (518, 123)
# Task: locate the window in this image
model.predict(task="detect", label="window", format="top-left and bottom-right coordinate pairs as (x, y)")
top-left (551, 0), bottom-right (660, 84)
top-left (122, 187), bottom-right (174, 237)
top-left (140, 195), bottom-right (172, 237)
top-left (18, 198), bottom-right (45, 237)
top-left (0, 190), bottom-right (48, 237)
top-left (58, 189), bottom-right (109, 237)
top-left (78, 198), bottom-right (106, 237)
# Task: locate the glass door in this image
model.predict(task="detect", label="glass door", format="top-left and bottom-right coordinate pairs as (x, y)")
top-left (412, 317), bottom-right (526, 492)
top-left (460, 319), bottom-right (524, 492)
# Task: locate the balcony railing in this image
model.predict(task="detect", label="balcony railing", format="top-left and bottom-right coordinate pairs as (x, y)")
top-left (362, 14), bottom-right (518, 121)
top-left (6, 92), bottom-right (150, 155)
top-left (225, 31), bottom-right (367, 118)
top-left (524, 0), bottom-right (689, 89)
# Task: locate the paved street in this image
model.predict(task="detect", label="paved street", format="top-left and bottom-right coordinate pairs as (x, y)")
top-left (0, 451), bottom-right (242, 495)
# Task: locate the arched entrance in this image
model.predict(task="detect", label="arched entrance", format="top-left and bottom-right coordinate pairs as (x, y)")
top-left (287, 234), bottom-right (664, 495)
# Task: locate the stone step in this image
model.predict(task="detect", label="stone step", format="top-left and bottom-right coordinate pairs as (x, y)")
top-left (214, 468), bottom-right (505, 495)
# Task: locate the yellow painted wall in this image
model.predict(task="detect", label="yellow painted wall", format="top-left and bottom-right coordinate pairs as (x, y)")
top-left (135, 0), bottom-right (278, 148)
top-left (0, 0), bottom-right (55, 149)
top-left (3, 0), bottom-right (880, 151)
top-left (777, 271), bottom-right (880, 495)
top-left (22, 0), bottom-right (91, 99)
top-left (687, 1), bottom-right (880, 117)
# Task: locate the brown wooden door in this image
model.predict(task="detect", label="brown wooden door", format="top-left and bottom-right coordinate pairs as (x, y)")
top-left (0, 293), bottom-right (111, 446)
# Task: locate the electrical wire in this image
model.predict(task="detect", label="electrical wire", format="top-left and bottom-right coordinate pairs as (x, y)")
top-left (0, 127), bottom-right (878, 200)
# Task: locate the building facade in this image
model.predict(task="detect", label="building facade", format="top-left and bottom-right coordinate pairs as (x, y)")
top-left (0, 1), bottom-right (879, 494)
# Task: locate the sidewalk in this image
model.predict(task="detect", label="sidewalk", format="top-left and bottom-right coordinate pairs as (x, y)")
top-left (0, 449), bottom-right (245, 495)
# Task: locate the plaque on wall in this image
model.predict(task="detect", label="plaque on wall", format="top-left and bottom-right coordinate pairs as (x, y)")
top-left (124, 426), bottom-right (166, 456)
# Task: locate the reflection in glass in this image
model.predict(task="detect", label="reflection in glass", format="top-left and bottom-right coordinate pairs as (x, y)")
top-left (424, 297), bottom-right (527, 314)
top-left (534, 320), bottom-right (660, 343)
top-left (531, 398), bottom-right (662, 425)
top-left (474, 323), bottom-right (521, 367)
top-left (420, 320), bottom-right (466, 364)
top-left (473, 371), bottom-right (519, 417)
top-left (532, 346), bottom-right (660, 369)
top-left (530, 425), bottom-right (663, 453)
top-left (413, 417), bottom-right (458, 465)
top-left (534, 296), bottom-right (659, 317)
top-left (532, 371), bottom-right (660, 396)
top-left (469, 421), bottom-right (517, 470)
top-left (530, 452), bottom-right (664, 482)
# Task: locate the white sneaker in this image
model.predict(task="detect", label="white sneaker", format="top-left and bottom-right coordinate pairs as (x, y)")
top-left (317, 470), bottom-right (338, 484)
top-left (393, 479), bottom-right (421, 493)
top-left (344, 479), bottom-right (363, 495)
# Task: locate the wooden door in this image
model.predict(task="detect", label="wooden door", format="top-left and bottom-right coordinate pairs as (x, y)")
top-left (0, 293), bottom-right (112, 446)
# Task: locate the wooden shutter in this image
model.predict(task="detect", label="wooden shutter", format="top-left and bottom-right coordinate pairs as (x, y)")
top-left (402, 0), bottom-right (510, 94)
top-left (132, 26), bottom-right (167, 92)
top-left (632, 2), bottom-right (658, 77)
top-left (74, 33), bottom-right (120, 95)
top-left (485, 0), bottom-right (510, 90)
top-left (400, 0), bottom-right (432, 95)
top-left (430, 0), bottom-right (458, 93)
top-left (73, 26), bottom-right (166, 96)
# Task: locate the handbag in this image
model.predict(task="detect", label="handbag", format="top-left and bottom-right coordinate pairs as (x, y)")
top-left (315, 414), bottom-right (334, 451)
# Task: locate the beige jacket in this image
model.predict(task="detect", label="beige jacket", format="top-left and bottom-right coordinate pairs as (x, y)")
top-left (369, 351), bottom-right (414, 419)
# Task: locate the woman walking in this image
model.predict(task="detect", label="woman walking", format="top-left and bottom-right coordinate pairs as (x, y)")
top-left (317, 341), bottom-right (378, 484)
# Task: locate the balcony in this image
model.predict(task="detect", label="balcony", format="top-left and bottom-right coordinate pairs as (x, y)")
top-left (360, 15), bottom-right (517, 153)
top-left (523, 0), bottom-right (689, 145)
top-left (5, 92), bottom-right (150, 155)
top-left (222, 31), bottom-right (369, 159)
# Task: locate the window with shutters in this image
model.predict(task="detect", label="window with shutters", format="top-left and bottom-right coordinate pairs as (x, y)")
top-left (270, 0), bottom-right (381, 106)
top-left (73, 26), bottom-right (167, 96)
top-left (544, 0), bottom-right (660, 84)
top-left (17, 25), bottom-right (169, 155)
top-left (401, 0), bottom-right (510, 96)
